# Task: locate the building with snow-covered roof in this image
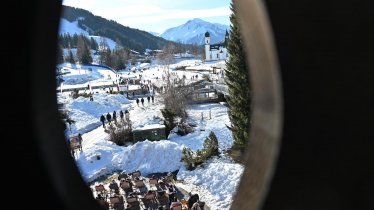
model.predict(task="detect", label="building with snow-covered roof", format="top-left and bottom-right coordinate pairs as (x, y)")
top-left (204, 30), bottom-right (229, 61)
top-left (132, 124), bottom-right (166, 142)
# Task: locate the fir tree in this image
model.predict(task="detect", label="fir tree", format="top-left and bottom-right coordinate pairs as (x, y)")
top-left (161, 108), bottom-right (177, 138)
top-left (76, 35), bottom-right (92, 64)
top-left (181, 147), bottom-right (195, 170)
top-left (90, 37), bottom-right (98, 50)
top-left (66, 48), bottom-right (75, 64)
top-left (111, 40), bottom-right (127, 70)
top-left (56, 44), bottom-right (64, 64)
top-left (98, 38), bottom-right (112, 66)
top-left (225, 2), bottom-right (252, 150)
top-left (203, 131), bottom-right (219, 157)
top-left (72, 33), bottom-right (78, 48)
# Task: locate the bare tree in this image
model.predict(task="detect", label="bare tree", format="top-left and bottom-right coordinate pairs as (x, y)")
top-left (175, 39), bottom-right (184, 54)
top-left (98, 37), bottom-right (110, 65)
top-left (161, 70), bottom-right (193, 122)
top-left (157, 43), bottom-right (176, 70)
top-left (190, 43), bottom-right (201, 57)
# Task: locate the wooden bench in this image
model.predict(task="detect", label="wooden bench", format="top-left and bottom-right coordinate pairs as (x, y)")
top-left (149, 178), bottom-right (158, 186)
top-left (131, 171), bottom-right (141, 178)
top-left (96, 199), bottom-right (109, 210)
top-left (133, 179), bottom-right (145, 188)
top-left (126, 196), bottom-right (139, 207)
top-left (95, 184), bottom-right (107, 198)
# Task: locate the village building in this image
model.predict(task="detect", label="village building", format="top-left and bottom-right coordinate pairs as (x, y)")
top-left (204, 30), bottom-right (229, 61)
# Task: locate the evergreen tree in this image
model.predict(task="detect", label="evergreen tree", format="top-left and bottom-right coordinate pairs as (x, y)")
top-left (58, 35), bottom-right (64, 48)
top-left (111, 40), bottom-right (127, 70)
top-left (90, 37), bottom-right (98, 50)
top-left (72, 33), bottom-right (78, 48)
top-left (180, 132), bottom-right (220, 171)
top-left (102, 48), bottom-right (112, 67)
top-left (181, 147), bottom-right (195, 170)
top-left (66, 48), bottom-right (75, 64)
top-left (56, 44), bottom-right (64, 64)
top-left (225, 2), bottom-right (252, 150)
top-left (112, 49), bottom-right (127, 70)
top-left (76, 35), bottom-right (92, 64)
top-left (161, 108), bottom-right (177, 138)
top-left (203, 131), bottom-right (219, 157)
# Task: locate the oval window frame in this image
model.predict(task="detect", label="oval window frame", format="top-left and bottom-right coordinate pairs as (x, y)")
top-left (29, 0), bottom-right (283, 209)
top-left (230, 0), bottom-right (283, 209)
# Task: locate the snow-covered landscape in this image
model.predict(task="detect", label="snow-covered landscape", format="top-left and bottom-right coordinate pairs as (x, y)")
top-left (58, 59), bottom-right (243, 210)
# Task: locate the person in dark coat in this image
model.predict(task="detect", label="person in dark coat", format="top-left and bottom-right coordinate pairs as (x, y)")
top-left (140, 98), bottom-right (144, 106)
top-left (187, 192), bottom-right (199, 209)
top-left (147, 96), bottom-right (150, 103)
top-left (136, 98), bottom-right (139, 106)
top-left (68, 137), bottom-right (75, 157)
top-left (124, 110), bottom-right (130, 121)
top-left (113, 111), bottom-right (117, 122)
top-left (78, 133), bottom-right (83, 151)
top-left (109, 179), bottom-right (119, 194)
top-left (151, 95), bottom-right (154, 103)
top-left (167, 185), bottom-right (176, 205)
top-left (132, 91), bottom-right (135, 97)
top-left (120, 110), bottom-right (124, 119)
top-left (100, 115), bottom-right (106, 128)
top-left (106, 113), bottom-right (112, 124)
top-left (191, 200), bottom-right (202, 210)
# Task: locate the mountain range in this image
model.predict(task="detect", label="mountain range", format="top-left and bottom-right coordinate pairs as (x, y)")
top-left (160, 18), bottom-right (230, 45)
top-left (60, 6), bottom-right (229, 53)
top-left (60, 5), bottom-right (172, 53)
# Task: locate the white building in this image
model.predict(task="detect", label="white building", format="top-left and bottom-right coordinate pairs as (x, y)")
top-left (205, 30), bottom-right (229, 61)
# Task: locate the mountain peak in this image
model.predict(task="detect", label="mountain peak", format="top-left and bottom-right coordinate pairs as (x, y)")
top-left (185, 18), bottom-right (209, 26)
top-left (189, 18), bottom-right (205, 22)
top-left (160, 18), bottom-right (229, 45)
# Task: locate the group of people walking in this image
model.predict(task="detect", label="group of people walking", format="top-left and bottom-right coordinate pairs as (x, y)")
top-left (100, 110), bottom-right (129, 128)
top-left (136, 95), bottom-right (155, 106)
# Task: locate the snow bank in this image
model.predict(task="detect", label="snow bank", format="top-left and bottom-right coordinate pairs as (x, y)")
top-left (177, 157), bottom-right (244, 210)
top-left (65, 93), bottom-right (131, 135)
top-left (76, 140), bottom-right (184, 182)
top-left (168, 103), bottom-right (233, 151)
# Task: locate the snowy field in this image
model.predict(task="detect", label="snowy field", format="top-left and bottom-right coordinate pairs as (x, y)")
top-left (57, 59), bottom-right (244, 210)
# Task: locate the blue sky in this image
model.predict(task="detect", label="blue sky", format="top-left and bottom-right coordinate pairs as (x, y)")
top-left (62, 0), bottom-right (231, 34)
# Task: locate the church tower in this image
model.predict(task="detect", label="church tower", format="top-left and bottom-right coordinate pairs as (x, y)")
top-left (205, 31), bottom-right (210, 61)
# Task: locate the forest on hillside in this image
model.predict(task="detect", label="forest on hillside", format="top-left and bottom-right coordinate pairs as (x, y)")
top-left (61, 5), bottom-right (172, 53)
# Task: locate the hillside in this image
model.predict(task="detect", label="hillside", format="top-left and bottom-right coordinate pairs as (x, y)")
top-left (59, 19), bottom-right (117, 50)
top-left (61, 5), bottom-right (172, 53)
top-left (160, 18), bottom-right (230, 45)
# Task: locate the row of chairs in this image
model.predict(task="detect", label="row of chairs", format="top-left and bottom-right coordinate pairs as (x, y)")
top-left (93, 171), bottom-right (176, 209)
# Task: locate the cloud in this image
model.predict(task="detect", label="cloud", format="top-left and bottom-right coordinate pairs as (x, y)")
top-left (101, 6), bottom-right (231, 24)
